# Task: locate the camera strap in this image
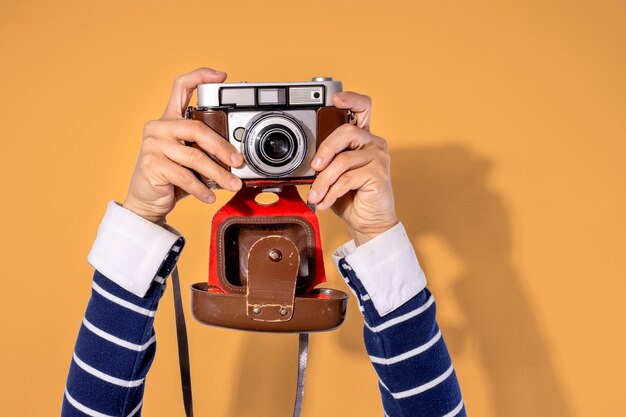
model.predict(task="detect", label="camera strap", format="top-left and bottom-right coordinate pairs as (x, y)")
top-left (171, 265), bottom-right (194, 417)
top-left (170, 265), bottom-right (310, 417)
top-left (293, 333), bottom-right (309, 416)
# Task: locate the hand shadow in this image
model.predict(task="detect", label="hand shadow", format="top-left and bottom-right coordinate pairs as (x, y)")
top-left (329, 144), bottom-right (573, 416)
top-left (226, 143), bottom-right (572, 416)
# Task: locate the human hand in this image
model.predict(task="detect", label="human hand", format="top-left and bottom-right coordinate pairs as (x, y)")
top-left (123, 68), bottom-right (244, 224)
top-left (307, 92), bottom-right (398, 246)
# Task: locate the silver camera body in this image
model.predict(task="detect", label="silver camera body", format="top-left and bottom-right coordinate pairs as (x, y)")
top-left (195, 77), bottom-right (343, 181)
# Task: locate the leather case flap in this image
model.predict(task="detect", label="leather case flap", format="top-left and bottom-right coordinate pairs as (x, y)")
top-left (246, 236), bottom-right (299, 322)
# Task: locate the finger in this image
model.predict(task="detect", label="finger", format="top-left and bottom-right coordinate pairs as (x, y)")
top-left (308, 149), bottom-right (377, 204)
top-left (315, 166), bottom-right (370, 210)
top-left (157, 159), bottom-right (216, 204)
top-left (159, 139), bottom-right (242, 191)
top-left (162, 67), bottom-right (228, 119)
top-left (144, 119), bottom-right (243, 167)
top-left (311, 124), bottom-right (382, 171)
top-left (332, 91), bottom-right (372, 131)
top-left (174, 187), bottom-right (190, 202)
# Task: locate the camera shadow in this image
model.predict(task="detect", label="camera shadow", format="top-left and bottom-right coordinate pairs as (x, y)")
top-left (227, 144), bottom-right (572, 416)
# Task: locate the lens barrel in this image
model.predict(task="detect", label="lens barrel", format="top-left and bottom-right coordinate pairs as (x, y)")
top-left (242, 112), bottom-right (307, 177)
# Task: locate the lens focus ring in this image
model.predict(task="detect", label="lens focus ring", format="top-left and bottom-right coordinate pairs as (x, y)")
top-left (242, 112), bottom-right (307, 177)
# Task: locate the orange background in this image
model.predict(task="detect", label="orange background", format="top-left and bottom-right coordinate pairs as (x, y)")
top-left (1, 1), bottom-right (625, 416)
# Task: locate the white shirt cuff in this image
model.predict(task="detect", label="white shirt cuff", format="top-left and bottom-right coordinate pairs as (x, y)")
top-left (87, 201), bottom-right (183, 297)
top-left (332, 222), bottom-right (427, 316)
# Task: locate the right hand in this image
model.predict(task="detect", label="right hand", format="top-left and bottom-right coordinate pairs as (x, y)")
top-left (123, 68), bottom-right (244, 224)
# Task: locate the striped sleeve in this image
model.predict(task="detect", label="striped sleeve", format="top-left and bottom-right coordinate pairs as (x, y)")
top-left (62, 202), bottom-right (184, 416)
top-left (333, 229), bottom-right (467, 416)
top-left (61, 270), bottom-right (169, 417)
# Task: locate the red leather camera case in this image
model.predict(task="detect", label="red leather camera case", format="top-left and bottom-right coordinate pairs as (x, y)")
top-left (191, 186), bottom-right (348, 332)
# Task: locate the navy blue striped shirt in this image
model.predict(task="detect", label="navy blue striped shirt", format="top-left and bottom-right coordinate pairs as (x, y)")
top-left (62, 263), bottom-right (465, 416)
top-left (62, 270), bottom-right (164, 416)
top-left (337, 259), bottom-right (466, 416)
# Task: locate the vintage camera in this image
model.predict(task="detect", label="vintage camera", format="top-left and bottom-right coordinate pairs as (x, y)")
top-left (186, 77), bottom-right (354, 187)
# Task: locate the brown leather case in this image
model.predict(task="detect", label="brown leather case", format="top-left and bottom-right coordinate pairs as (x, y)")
top-left (191, 284), bottom-right (348, 333)
top-left (216, 217), bottom-right (316, 294)
top-left (191, 217), bottom-right (348, 332)
top-left (316, 106), bottom-right (352, 147)
top-left (188, 109), bottom-right (229, 171)
top-left (189, 108), bottom-right (228, 138)
top-left (191, 231), bottom-right (348, 332)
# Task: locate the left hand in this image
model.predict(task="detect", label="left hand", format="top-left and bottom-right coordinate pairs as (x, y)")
top-left (307, 91), bottom-right (398, 246)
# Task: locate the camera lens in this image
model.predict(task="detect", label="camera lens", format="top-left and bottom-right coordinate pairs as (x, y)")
top-left (259, 129), bottom-right (295, 164)
top-left (242, 112), bottom-right (308, 177)
top-left (264, 132), bottom-right (290, 160)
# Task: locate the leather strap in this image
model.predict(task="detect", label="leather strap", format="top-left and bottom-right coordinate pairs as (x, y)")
top-left (293, 333), bottom-right (309, 417)
top-left (171, 265), bottom-right (194, 417)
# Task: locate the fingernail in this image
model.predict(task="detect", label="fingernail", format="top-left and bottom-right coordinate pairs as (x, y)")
top-left (230, 177), bottom-right (242, 190)
top-left (204, 193), bottom-right (215, 203)
top-left (308, 189), bottom-right (318, 202)
top-left (311, 157), bottom-right (322, 169)
top-left (231, 153), bottom-right (243, 166)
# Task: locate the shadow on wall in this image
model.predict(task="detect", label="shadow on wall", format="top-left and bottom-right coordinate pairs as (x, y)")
top-left (226, 144), bottom-right (572, 417)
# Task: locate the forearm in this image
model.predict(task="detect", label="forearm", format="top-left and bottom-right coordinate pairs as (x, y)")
top-left (362, 287), bottom-right (465, 416)
top-left (62, 201), bottom-right (184, 416)
top-left (62, 271), bottom-right (165, 416)
top-left (334, 223), bottom-right (466, 416)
